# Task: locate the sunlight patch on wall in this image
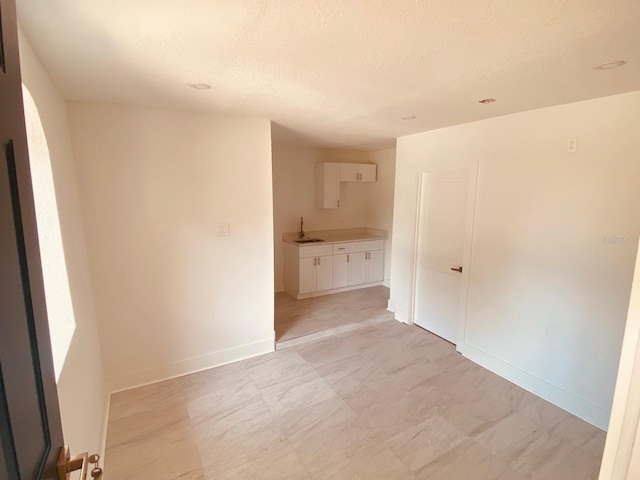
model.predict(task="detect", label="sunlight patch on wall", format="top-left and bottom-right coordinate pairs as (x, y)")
top-left (22, 84), bottom-right (75, 381)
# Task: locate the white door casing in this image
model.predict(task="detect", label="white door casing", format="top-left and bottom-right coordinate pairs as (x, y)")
top-left (411, 165), bottom-right (478, 345)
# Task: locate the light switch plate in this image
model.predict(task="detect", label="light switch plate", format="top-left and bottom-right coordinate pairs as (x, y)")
top-left (216, 223), bottom-right (229, 236)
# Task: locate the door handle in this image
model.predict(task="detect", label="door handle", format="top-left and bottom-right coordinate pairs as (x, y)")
top-left (451, 266), bottom-right (463, 273)
top-left (58, 446), bottom-right (103, 480)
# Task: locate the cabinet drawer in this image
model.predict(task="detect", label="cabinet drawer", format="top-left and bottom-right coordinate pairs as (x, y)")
top-left (332, 244), bottom-right (349, 255)
top-left (349, 240), bottom-right (384, 253)
top-left (298, 244), bottom-right (333, 258)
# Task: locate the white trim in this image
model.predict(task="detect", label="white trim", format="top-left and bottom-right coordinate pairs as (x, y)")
top-left (598, 247), bottom-right (640, 479)
top-left (99, 392), bottom-right (111, 459)
top-left (387, 299), bottom-right (409, 323)
top-left (408, 172), bottom-right (426, 325)
top-left (394, 307), bottom-right (409, 324)
top-left (109, 336), bottom-right (275, 393)
top-left (295, 281), bottom-right (383, 300)
top-left (459, 341), bottom-right (609, 429)
top-left (387, 299), bottom-right (397, 312)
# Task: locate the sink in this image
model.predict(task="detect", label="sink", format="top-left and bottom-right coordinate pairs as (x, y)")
top-left (294, 238), bottom-right (325, 244)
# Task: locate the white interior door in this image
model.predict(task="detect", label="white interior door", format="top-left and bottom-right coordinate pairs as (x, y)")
top-left (414, 170), bottom-right (469, 344)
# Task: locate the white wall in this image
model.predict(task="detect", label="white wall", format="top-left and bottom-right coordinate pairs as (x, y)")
top-left (365, 148), bottom-right (396, 286)
top-left (272, 144), bottom-right (395, 291)
top-left (68, 103), bottom-right (275, 391)
top-left (18, 30), bottom-right (108, 456)
top-left (390, 91), bottom-right (640, 429)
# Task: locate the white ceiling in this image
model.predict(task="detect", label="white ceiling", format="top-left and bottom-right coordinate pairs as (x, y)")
top-left (17, 0), bottom-right (640, 149)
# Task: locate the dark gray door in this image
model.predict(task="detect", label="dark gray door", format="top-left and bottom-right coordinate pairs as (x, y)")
top-left (0, 0), bottom-right (65, 478)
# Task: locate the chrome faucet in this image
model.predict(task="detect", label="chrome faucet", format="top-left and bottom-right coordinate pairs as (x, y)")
top-left (299, 216), bottom-right (305, 239)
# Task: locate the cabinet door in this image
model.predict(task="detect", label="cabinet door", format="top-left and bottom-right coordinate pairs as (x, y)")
top-left (316, 163), bottom-right (341, 209)
top-left (299, 257), bottom-right (316, 293)
top-left (366, 250), bottom-right (384, 282)
top-left (348, 252), bottom-right (367, 286)
top-left (333, 254), bottom-right (349, 289)
top-left (359, 164), bottom-right (377, 182)
top-left (340, 163), bottom-right (359, 182)
top-left (315, 255), bottom-right (333, 291)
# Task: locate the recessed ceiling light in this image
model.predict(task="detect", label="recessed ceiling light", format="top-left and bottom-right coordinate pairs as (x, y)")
top-left (190, 83), bottom-right (211, 90)
top-left (401, 116), bottom-right (417, 120)
top-left (479, 98), bottom-right (497, 104)
top-left (594, 60), bottom-right (627, 70)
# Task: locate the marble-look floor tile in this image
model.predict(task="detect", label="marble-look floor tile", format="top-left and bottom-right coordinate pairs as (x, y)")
top-left (473, 412), bottom-right (542, 458)
top-left (257, 370), bottom-right (338, 416)
top-left (387, 415), bottom-right (471, 474)
top-left (310, 445), bottom-right (417, 480)
top-left (245, 348), bottom-right (316, 389)
top-left (275, 286), bottom-right (391, 343)
top-left (416, 442), bottom-right (525, 480)
top-left (438, 390), bottom-right (513, 437)
top-left (295, 335), bottom-right (359, 368)
top-left (105, 288), bottom-right (606, 480)
top-left (106, 417), bottom-right (204, 480)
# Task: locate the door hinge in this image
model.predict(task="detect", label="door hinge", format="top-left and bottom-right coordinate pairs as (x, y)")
top-left (57, 446), bottom-right (103, 480)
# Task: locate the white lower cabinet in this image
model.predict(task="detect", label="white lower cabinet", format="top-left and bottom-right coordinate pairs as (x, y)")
top-left (347, 250), bottom-right (383, 285)
top-left (348, 252), bottom-right (366, 286)
top-left (332, 254), bottom-right (349, 289)
top-left (284, 239), bottom-right (384, 299)
top-left (299, 255), bottom-right (333, 294)
top-left (366, 250), bottom-right (384, 282)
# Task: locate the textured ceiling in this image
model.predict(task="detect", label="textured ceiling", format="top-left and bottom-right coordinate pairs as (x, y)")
top-left (16, 0), bottom-right (640, 149)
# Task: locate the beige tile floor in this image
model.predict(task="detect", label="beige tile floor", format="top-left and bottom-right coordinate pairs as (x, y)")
top-left (105, 317), bottom-right (606, 479)
top-left (275, 286), bottom-right (394, 345)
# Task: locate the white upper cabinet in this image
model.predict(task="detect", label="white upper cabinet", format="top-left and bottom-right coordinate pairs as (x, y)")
top-left (359, 164), bottom-right (377, 182)
top-left (339, 163), bottom-right (360, 182)
top-left (339, 163), bottom-right (377, 183)
top-left (315, 163), bottom-right (341, 209)
top-left (316, 162), bottom-right (377, 210)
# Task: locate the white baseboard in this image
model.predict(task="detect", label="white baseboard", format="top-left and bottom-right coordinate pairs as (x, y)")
top-left (458, 341), bottom-right (610, 430)
top-left (387, 299), bottom-right (397, 312)
top-left (109, 336), bottom-right (275, 393)
top-left (295, 282), bottom-right (383, 299)
top-left (387, 300), bottom-right (409, 324)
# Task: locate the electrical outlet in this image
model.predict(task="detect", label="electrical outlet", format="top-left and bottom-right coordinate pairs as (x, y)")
top-left (567, 137), bottom-right (578, 153)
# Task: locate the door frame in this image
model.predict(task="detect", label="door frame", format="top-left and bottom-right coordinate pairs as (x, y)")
top-left (408, 162), bottom-right (479, 348)
top-left (598, 245), bottom-right (640, 479)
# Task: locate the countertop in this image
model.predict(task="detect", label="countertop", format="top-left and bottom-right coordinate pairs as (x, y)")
top-left (283, 229), bottom-right (386, 246)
